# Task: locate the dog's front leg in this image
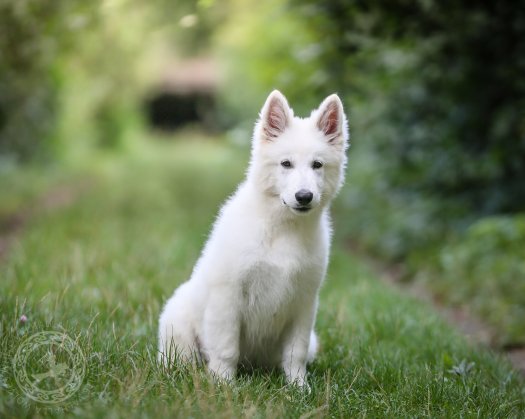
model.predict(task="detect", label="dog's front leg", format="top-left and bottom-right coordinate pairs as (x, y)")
top-left (202, 285), bottom-right (240, 381)
top-left (281, 304), bottom-right (316, 390)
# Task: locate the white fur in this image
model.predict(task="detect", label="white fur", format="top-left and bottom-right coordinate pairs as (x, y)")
top-left (158, 90), bottom-right (349, 389)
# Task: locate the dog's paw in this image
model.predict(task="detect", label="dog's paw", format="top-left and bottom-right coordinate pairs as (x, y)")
top-left (286, 372), bottom-right (311, 393)
top-left (208, 360), bottom-right (236, 383)
top-left (289, 377), bottom-right (311, 394)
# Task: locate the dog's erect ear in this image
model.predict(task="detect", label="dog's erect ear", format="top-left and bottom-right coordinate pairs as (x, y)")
top-left (317, 94), bottom-right (345, 144)
top-left (260, 90), bottom-right (291, 141)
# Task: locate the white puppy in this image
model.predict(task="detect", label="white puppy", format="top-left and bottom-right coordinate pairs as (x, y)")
top-left (158, 90), bottom-right (349, 389)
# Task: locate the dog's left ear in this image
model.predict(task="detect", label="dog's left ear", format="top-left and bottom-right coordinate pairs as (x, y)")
top-left (316, 94), bottom-right (347, 145)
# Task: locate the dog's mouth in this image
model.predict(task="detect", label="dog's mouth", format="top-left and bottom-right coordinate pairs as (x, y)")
top-left (282, 199), bottom-right (312, 214)
top-left (294, 206), bottom-right (312, 213)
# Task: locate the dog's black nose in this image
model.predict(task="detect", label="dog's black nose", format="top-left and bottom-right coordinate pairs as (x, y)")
top-left (295, 189), bottom-right (313, 205)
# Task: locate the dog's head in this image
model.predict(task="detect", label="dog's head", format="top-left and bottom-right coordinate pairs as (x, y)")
top-left (249, 90), bottom-right (349, 215)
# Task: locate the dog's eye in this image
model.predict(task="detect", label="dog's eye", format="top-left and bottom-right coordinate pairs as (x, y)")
top-left (281, 160), bottom-right (292, 168)
top-left (312, 160), bottom-right (323, 169)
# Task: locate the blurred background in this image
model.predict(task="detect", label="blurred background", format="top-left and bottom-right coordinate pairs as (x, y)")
top-left (1, 1), bottom-right (524, 347)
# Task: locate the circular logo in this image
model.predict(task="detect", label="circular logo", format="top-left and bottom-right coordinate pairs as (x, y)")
top-left (13, 331), bottom-right (86, 404)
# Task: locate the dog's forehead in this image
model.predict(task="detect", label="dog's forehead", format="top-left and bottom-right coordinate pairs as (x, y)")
top-left (280, 118), bottom-right (326, 153)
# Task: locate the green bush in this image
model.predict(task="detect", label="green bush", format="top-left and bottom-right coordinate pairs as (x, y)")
top-left (0, 1), bottom-right (97, 162)
top-left (430, 215), bottom-right (525, 345)
top-left (292, 1), bottom-right (525, 217)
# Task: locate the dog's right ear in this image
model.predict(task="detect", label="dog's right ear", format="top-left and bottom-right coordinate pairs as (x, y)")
top-left (259, 90), bottom-right (291, 141)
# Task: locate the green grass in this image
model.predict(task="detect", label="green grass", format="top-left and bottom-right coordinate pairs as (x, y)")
top-left (0, 164), bottom-right (69, 221)
top-left (1, 135), bottom-right (524, 417)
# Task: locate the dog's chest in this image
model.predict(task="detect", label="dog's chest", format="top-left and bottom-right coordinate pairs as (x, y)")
top-left (239, 234), bottom-right (317, 342)
top-left (241, 261), bottom-right (294, 315)
top-left (239, 260), bottom-right (296, 357)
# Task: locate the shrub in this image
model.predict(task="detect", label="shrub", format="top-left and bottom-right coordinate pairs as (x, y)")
top-left (433, 215), bottom-right (525, 345)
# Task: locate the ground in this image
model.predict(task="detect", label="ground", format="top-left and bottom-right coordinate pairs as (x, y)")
top-left (0, 134), bottom-right (524, 417)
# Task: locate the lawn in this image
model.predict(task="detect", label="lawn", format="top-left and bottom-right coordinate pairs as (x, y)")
top-left (1, 134), bottom-right (524, 417)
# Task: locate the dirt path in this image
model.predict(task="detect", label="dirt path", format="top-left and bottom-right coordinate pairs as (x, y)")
top-left (347, 240), bottom-right (525, 376)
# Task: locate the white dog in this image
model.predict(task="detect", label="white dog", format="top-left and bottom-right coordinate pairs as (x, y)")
top-left (158, 90), bottom-right (349, 389)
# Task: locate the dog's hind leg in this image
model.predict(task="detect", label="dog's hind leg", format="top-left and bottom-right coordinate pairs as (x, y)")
top-left (158, 282), bottom-right (200, 366)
